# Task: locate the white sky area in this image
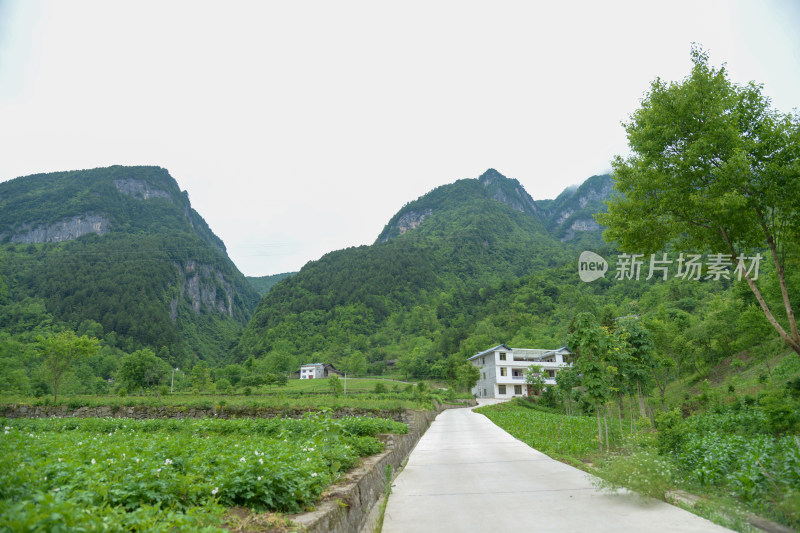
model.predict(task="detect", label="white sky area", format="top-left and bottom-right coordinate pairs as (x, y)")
top-left (1, 1), bottom-right (798, 276)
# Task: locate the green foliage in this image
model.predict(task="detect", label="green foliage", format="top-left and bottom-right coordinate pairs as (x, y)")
top-left (525, 364), bottom-right (546, 395)
top-left (237, 169), bottom-right (594, 370)
top-left (116, 348), bottom-right (171, 395)
top-left (246, 272), bottom-right (295, 296)
top-left (476, 400), bottom-right (617, 458)
top-left (0, 414), bottom-right (407, 528)
top-left (598, 46), bottom-right (800, 356)
top-left (0, 166), bottom-right (261, 367)
top-left (593, 451), bottom-right (677, 500)
top-left (38, 331), bottom-right (99, 402)
top-left (328, 375), bottom-right (343, 396)
top-left (654, 408), bottom-right (685, 454)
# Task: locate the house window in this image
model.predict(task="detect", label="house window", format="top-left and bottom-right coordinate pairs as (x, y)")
top-left (514, 385), bottom-right (522, 395)
top-left (500, 367), bottom-right (507, 377)
top-left (499, 352), bottom-right (506, 360)
top-left (483, 389), bottom-right (487, 396)
top-left (498, 385), bottom-right (506, 395)
top-left (482, 372), bottom-right (486, 380)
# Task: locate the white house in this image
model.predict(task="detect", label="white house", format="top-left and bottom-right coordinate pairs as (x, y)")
top-left (299, 363), bottom-right (342, 379)
top-left (468, 344), bottom-right (571, 399)
top-left (300, 363), bottom-right (325, 379)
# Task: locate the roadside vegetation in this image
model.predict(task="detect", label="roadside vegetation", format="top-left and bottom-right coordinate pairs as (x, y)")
top-left (477, 348), bottom-right (800, 531)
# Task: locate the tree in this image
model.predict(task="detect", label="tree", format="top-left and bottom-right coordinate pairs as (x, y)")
top-left (220, 364), bottom-right (246, 387)
top-left (615, 317), bottom-right (655, 420)
top-left (598, 46), bottom-right (800, 356)
top-left (555, 365), bottom-right (580, 415)
top-left (455, 362), bottom-right (480, 393)
top-left (568, 313), bottom-right (617, 452)
top-left (341, 350), bottom-right (367, 376)
top-left (38, 330), bottom-right (99, 402)
top-left (189, 361), bottom-right (212, 392)
top-left (117, 348), bottom-right (170, 395)
top-left (525, 364), bottom-right (546, 396)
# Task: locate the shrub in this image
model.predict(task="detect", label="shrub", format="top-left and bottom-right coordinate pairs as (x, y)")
top-left (654, 408), bottom-right (684, 454)
top-left (593, 451), bottom-right (677, 500)
top-left (759, 391), bottom-right (800, 435)
top-left (216, 378), bottom-right (231, 394)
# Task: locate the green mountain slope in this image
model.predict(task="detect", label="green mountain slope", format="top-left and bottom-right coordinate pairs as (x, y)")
top-left (0, 166), bottom-right (260, 365)
top-left (247, 272), bottom-right (296, 296)
top-left (536, 173), bottom-right (613, 243)
top-left (236, 169), bottom-right (607, 371)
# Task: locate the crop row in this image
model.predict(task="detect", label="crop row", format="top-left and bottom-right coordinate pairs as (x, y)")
top-left (0, 414), bottom-right (408, 532)
top-left (475, 402), bottom-right (613, 457)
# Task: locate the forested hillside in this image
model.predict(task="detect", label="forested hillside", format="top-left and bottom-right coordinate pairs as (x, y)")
top-left (235, 167), bottom-right (787, 388)
top-left (247, 272), bottom-right (296, 296)
top-left (235, 169), bottom-right (616, 374)
top-left (0, 166), bottom-right (260, 374)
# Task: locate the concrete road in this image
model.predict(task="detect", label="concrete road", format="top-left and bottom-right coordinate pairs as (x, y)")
top-left (381, 402), bottom-right (732, 533)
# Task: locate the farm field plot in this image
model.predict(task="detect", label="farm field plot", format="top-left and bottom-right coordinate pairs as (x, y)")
top-left (0, 414), bottom-right (407, 532)
top-left (476, 400), bottom-right (617, 459)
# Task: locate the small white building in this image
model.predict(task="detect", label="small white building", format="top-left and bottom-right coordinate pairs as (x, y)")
top-left (299, 363), bottom-right (342, 379)
top-left (468, 344), bottom-right (571, 399)
top-left (300, 363), bottom-right (325, 379)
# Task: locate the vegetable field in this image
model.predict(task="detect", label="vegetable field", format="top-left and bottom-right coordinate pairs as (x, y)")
top-left (0, 414), bottom-right (407, 532)
top-left (475, 401), bottom-right (619, 458)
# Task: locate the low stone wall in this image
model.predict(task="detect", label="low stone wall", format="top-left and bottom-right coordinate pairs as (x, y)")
top-left (0, 403), bottom-right (407, 422)
top-left (290, 407), bottom-right (443, 533)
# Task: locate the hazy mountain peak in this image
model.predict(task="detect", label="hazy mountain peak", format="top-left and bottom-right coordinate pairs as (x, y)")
top-left (477, 168), bottom-right (506, 185)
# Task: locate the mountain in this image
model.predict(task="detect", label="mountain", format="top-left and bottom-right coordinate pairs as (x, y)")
top-left (247, 272), bottom-right (296, 296)
top-left (236, 169), bottom-right (613, 372)
top-left (536, 174), bottom-right (613, 243)
top-left (0, 166), bottom-right (261, 366)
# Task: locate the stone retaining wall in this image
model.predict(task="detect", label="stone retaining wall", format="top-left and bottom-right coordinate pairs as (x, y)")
top-left (290, 406), bottom-right (444, 533)
top-left (0, 404), bottom-right (407, 423)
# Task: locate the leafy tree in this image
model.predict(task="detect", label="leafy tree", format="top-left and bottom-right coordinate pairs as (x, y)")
top-left (117, 348), bottom-right (170, 395)
top-left (189, 361), bottom-right (212, 392)
top-left (598, 46), bottom-right (800, 356)
top-left (525, 364), bottom-right (546, 396)
top-left (216, 378), bottom-right (232, 394)
top-left (455, 361), bottom-right (480, 393)
top-left (38, 330), bottom-right (99, 402)
top-left (615, 317), bottom-right (655, 419)
top-left (220, 364), bottom-right (246, 387)
top-left (568, 313), bottom-right (617, 452)
top-left (341, 350), bottom-right (367, 376)
top-left (555, 365), bottom-right (581, 415)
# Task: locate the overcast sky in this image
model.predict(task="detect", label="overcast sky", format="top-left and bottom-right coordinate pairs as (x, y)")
top-left (1, 1), bottom-right (798, 276)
